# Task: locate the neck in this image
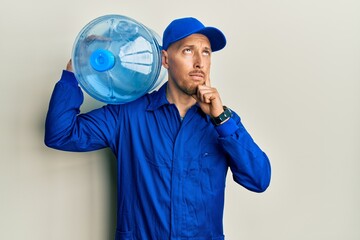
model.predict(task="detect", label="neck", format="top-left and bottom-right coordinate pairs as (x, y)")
top-left (166, 83), bottom-right (196, 118)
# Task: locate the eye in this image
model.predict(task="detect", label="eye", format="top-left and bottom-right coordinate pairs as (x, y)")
top-left (203, 49), bottom-right (211, 56)
top-left (183, 48), bottom-right (192, 54)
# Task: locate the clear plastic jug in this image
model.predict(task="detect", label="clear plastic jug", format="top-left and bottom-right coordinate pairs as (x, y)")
top-left (72, 15), bottom-right (167, 104)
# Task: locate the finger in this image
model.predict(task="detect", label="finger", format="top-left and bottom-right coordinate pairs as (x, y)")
top-left (205, 77), bottom-right (211, 87)
top-left (204, 92), bottom-right (217, 103)
top-left (197, 87), bottom-right (216, 103)
top-left (66, 59), bottom-right (73, 72)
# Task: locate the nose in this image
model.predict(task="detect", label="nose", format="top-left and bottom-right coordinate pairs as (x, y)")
top-left (193, 51), bottom-right (203, 69)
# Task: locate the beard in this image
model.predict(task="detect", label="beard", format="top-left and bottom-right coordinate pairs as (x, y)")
top-left (181, 77), bottom-right (206, 96)
top-left (182, 85), bottom-right (198, 96)
top-left (168, 71), bottom-right (205, 97)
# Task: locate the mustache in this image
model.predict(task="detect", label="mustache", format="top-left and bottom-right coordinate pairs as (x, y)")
top-left (189, 70), bottom-right (205, 76)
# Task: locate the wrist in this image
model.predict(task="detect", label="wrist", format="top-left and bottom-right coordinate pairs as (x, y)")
top-left (211, 106), bottom-right (232, 126)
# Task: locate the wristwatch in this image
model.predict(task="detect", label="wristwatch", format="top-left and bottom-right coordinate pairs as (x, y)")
top-left (211, 106), bottom-right (232, 126)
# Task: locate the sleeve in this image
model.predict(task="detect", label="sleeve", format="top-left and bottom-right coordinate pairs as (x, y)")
top-left (214, 112), bottom-right (271, 193)
top-left (44, 70), bottom-right (119, 152)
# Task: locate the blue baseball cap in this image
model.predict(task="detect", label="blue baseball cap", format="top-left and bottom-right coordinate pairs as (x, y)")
top-left (162, 17), bottom-right (226, 52)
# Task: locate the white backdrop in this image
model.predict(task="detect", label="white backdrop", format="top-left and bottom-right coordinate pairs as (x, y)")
top-left (1, 0), bottom-right (359, 239)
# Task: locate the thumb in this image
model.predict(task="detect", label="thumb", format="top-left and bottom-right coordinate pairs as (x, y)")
top-left (191, 92), bottom-right (199, 102)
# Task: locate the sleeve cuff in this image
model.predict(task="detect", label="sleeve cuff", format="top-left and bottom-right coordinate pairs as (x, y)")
top-left (59, 70), bottom-right (78, 86)
top-left (214, 117), bottom-right (239, 137)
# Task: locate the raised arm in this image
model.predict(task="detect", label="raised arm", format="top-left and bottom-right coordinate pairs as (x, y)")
top-left (44, 61), bottom-right (118, 152)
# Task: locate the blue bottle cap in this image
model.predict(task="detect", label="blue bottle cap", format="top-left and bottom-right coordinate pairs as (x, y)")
top-left (90, 49), bottom-right (115, 72)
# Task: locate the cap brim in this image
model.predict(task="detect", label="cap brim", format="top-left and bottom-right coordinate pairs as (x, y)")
top-left (197, 27), bottom-right (226, 52)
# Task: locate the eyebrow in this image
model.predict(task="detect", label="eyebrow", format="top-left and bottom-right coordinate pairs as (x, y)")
top-left (181, 44), bottom-right (212, 51)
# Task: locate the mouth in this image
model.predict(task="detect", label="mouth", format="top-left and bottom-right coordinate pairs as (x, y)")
top-left (189, 71), bottom-right (205, 80)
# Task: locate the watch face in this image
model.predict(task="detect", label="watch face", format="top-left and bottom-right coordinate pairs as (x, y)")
top-left (222, 110), bottom-right (230, 120)
top-left (212, 107), bottom-right (231, 125)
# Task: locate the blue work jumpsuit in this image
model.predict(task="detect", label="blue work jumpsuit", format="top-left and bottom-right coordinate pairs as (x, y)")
top-left (45, 70), bottom-right (271, 240)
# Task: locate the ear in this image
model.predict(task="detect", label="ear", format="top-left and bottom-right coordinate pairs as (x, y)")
top-left (161, 50), bottom-right (169, 69)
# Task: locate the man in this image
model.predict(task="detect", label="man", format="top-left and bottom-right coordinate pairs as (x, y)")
top-left (45, 17), bottom-right (271, 240)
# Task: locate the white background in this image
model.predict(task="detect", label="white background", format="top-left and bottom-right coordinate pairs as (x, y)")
top-left (0, 0), bottom-right (359, 239)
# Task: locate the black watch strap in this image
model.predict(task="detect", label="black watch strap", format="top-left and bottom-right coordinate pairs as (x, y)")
top-left (211, 106), bottom-right (232, 126)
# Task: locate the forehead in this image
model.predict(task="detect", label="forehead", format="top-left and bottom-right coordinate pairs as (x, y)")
top-left (171, 33), bottom-right (211, 49)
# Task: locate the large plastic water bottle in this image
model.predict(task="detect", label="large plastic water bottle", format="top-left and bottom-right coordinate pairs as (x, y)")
top-left (72, 15), bottom-right (167, 104)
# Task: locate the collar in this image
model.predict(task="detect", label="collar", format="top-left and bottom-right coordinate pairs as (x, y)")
top-left (146, 82), bottom-right (211, 123)
top-left (146, 82), bottom-right (170, 111)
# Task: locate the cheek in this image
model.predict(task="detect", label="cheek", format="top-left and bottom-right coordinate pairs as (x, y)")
top-left (169, 60), bottom-right (189, 75)
top-left (205, 59), bottom-right (211, 70)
